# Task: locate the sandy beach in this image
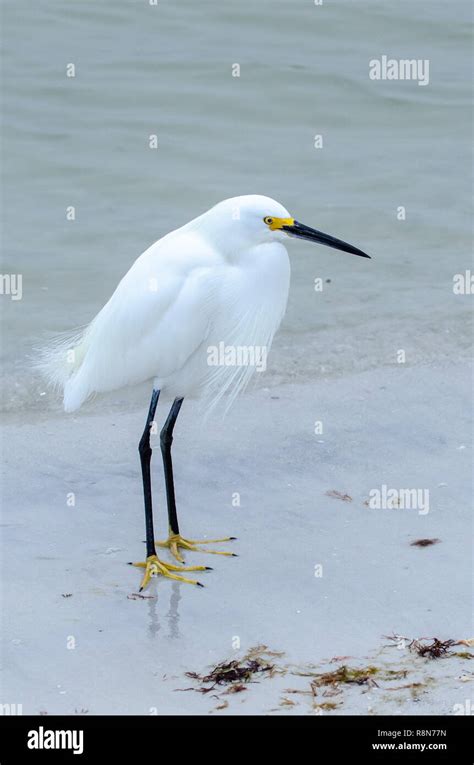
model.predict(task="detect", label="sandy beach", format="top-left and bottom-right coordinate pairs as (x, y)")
top-left (1, 359), bottom-right (472, 715)
top-left (1, 0), bottom-right (472, 720)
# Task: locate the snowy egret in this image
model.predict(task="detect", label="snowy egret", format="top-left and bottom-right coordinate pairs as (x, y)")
top-left (42, 195), bottom-right (370, 590)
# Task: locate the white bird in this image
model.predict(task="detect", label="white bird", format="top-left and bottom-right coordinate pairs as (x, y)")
top-left (40, 194), bottom-right (370, 590)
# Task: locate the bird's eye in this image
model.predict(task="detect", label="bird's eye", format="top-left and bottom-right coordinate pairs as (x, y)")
top-left (264, 216), bottom-right (274, 225)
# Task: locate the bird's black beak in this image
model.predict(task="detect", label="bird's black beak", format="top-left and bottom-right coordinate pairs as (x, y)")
top-left (282, 220), bottom-right (371, 259)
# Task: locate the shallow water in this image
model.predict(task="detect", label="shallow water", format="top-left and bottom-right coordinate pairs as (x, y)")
top-left (1, 0), bottom-right (472, 413)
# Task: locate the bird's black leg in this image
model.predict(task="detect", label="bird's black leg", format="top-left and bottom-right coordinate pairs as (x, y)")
top-left (156, 397), bottom-right (236, 563)
top-left (160, 396), bottom-right (184, 536)
top-left (139, 388), bottom-right (160, 558)
top-left (131, 391), bottom-right (206, 590)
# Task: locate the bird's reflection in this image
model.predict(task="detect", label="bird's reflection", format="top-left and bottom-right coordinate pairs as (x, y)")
top-left (146, 581), bottom-right (181, 639)
top-left (166, 582), bottom-right (181, 639)
top-left (147, 586), bottom-right (160, 638)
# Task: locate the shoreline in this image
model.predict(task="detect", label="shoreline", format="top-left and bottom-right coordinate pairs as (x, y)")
top-left (1, 360), bottom-right (472, 714)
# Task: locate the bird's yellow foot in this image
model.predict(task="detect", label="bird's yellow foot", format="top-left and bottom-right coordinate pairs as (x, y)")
top-left (156, 533), bottom-right (237, 564)
top-left (129, 554), bottom-right (209, 591)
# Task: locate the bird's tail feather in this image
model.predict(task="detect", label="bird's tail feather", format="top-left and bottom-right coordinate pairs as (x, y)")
top-left (34, 325), bottom-right (90, 410)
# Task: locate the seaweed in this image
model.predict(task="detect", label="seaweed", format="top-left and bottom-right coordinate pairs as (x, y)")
top-left (312, 664), bottom-right (379, 687)
top-left (325, 490), bottom-right (352, 502)
top-left (384, 634), bottom-right (457, 658)
top-left (286, 665), bottom-right (380, 697)
top-left (180, 645), bottom-right (281, 694)
top-left (127, 593), bottom-right (155, 600)
top-left (410, 538), bottom-right (440, 547)
top-left (314, 701), bottom-right (340, 711)
top-left (185, 657), bottom-right (273, 688)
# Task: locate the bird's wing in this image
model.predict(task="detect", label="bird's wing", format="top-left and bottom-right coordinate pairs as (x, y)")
top-left (62, 234), bottom-right (222, 411)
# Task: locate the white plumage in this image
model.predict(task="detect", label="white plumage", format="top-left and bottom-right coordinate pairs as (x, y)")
top-left (40, 195), bottom-right (292, 413)
top-left (37, 193), bottom-right (370, 590)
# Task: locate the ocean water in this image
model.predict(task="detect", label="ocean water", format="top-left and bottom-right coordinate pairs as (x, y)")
top-left (1, 0), bottom-right (472, 414)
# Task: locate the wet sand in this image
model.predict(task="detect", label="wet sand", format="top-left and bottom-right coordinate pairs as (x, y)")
top-left (1, 360), bottom-right (472, 714)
